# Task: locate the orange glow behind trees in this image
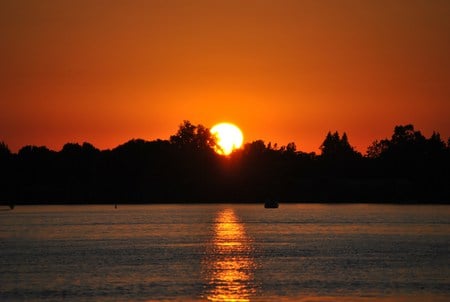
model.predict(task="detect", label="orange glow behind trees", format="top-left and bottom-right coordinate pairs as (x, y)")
top-left (1, 1), bottom-right (449, 153)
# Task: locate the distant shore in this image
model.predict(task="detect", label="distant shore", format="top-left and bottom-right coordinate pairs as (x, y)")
top-left (2, 123), bottom-right (449, 205)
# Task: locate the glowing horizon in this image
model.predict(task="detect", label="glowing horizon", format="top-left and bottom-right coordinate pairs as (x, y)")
top-left (1, 1), bottom-right (449, 153)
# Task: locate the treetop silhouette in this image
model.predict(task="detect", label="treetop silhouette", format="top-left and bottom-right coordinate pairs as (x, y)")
top-left (0, 122), bottom-right (449, 204)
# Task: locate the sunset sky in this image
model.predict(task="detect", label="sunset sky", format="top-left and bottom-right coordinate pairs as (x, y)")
top-left (1, 0), bottom-right (449, 153)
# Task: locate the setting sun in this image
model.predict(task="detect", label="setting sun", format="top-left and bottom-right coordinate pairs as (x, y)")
top-left (210, 123), bottom-right (244, 155)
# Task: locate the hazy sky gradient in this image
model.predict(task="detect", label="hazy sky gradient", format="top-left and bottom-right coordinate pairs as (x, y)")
top-left (1, 0), bottom-right (449, 152)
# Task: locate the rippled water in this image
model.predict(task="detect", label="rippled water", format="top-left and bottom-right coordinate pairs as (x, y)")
top-left (1, 204), bottom-right (449, 301)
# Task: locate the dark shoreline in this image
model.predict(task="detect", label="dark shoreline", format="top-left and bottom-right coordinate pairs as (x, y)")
top-left (2, 124), bottom-right (449, 206)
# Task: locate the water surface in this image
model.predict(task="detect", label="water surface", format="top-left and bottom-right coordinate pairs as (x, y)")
top-left (1, 204), bottom-right (449, 301)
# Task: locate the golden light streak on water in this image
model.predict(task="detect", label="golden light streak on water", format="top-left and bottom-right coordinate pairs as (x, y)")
top-left (204, 208), bottom-right (256, 302)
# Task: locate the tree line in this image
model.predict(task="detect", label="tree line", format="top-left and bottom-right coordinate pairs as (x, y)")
top-left (1, 121), bottom-right (449, 204)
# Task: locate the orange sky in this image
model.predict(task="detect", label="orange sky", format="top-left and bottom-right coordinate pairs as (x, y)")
top-left (1, 1), bottom-right (449, 153)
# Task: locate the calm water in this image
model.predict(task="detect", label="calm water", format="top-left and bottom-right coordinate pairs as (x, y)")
top-left (0, 204), bottom-right (449, 301)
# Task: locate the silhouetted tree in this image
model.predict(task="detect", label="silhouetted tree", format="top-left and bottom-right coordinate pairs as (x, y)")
top-left (170, 120), bottom-right (196, 145)
top-left (18, 145), bottom-right (47, 156)
top-left (0, 141), bottom-right (13, 202)
top-left (366, 139), bottom-right (389, 158)
top-left (285, 142), bottom-right (297, 154)
top-left (320, 131), bottom-right (360, 159)
top-left (60, 142), bottom-right (100, 169)
top-left (320, 132), bottom-right (337, 157)
top-left (364, 124), bottom-right (450, 200)
top-left (169, 120), bottom-right (217, 152)
top-left (0, 141), bottom-right (11, 158)
top-left (368, 124), bottom-right (446, 161)
top-left (392, 124), bottom-right (417, 143)
top-left (427, 132), bottom-right (446, 154)
top-left (14, 145), bottom-right (57, 201)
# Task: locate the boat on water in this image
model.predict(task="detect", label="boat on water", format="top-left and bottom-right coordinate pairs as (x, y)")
top-left (264, 200), bottom-right (279, 208)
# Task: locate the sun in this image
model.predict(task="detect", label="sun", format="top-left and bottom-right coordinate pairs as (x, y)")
top-left (210, 123), bottom-right (244, 155)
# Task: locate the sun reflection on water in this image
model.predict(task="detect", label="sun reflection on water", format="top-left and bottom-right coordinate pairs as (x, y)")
top-left (203, 208), bottom-right (256, 302)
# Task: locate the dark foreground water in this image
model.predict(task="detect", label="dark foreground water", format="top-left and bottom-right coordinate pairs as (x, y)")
top-left (0, 204), bottom-right (449, 301)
